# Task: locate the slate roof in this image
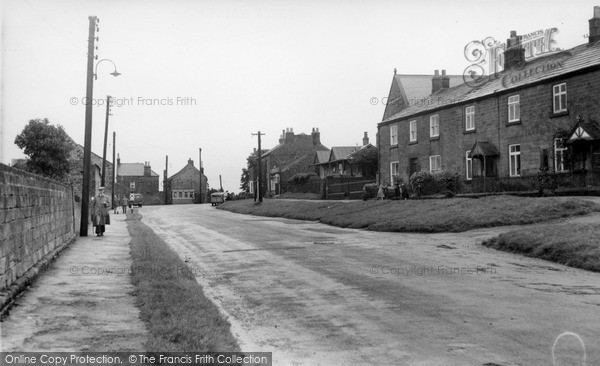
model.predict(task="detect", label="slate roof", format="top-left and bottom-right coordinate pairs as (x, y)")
top-left (394, 74), bottom-right (464, 103)
top-left (329, 146), bottom-right (361, 163)
top-left (469, 141), bottom-right (500, 158)
top-left (314, 150), bottom-right (330, 164)
top-left (381, 41), bottom-right (600, 125)
top-left (118, 163), bottom-right (159, 177)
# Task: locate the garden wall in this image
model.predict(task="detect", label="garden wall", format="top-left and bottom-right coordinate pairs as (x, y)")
top-left (0, 163), bottom-right (80, 293)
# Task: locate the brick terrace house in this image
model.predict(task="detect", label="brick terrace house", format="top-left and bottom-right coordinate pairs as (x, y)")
top-left (116, 155), bottom-right (160, 200)
top-left (167, 158), bottom-right (208, 204)
top-left (262, 127), bottom-right (329, 195)
top-left (378, 8), bottom-right (600, 189)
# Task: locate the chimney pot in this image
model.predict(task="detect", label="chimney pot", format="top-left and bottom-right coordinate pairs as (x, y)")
top-left (434, 70), bottom-right (439, 76)
top-left (589, 6), bottom-right (600, 43)
top-left (442, 69), bottom-right (446, 76)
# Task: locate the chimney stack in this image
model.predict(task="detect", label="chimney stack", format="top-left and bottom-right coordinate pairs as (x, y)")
top-left (362, 132), bottom-right (369, 146)
top-left (504, 31), bottom-right (526, 70)
top-left (144, 161), bottom-right (151, 177)
top-left (285, 127), bottom-right (294, 142)
top-left (432, 69), bottom-right (450, 94)
top-left (312, 127), bottom-right (321, 146)
top-left (279, 129), bottom-right (285, 144)
top-left (590, 6), bottom-right (600, 44)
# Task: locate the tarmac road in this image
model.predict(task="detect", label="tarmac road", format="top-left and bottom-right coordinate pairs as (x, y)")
top-left (142, 203), bottom-right (600, 366)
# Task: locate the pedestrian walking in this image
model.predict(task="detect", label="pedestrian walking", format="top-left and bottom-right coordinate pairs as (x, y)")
top-left (91, 186), bottom-right (111, 237)
top-left (113, 195), bottom-right (119, 214)
top-left (121, 196), bottom-right (129, 215)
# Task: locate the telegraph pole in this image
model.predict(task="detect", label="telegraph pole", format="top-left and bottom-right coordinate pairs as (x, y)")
top-left (198, 148), bottom-right (202, 204)
top-left (251, 131), bottom-right (265, 203)
top-left (164, 155), bottom-right (168, 205)
top-left (101, 95), bottom-right (111, 187)
top-left (111, 131), bottom-right (116, 209)
top-left (80, 16), bottom-right (98, 237)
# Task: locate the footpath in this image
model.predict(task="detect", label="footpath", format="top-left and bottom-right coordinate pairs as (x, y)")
top-left (0, 213), bottom-right (147, 351)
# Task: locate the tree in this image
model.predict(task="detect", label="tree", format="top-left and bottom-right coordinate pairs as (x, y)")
top-left (14, 118), bottom-right (74, 181)
top-left (240, 168), bottom-right (250, 192)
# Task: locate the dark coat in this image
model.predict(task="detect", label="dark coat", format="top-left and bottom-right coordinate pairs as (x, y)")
top-left (91, 193), bottom-right (111, 226)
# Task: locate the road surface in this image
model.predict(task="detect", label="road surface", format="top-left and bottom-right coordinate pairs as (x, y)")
top-left (142, 204), bottom-right (600, 365)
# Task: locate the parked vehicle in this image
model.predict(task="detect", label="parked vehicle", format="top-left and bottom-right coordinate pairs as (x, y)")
top-left (129, 193), bottom-right (143, 207)
top-left (211, 192), bottom-right (226, 206)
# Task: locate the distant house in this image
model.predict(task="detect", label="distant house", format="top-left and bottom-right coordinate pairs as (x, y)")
top-left (66, 136), bottom-right (113, 201)
top-left (261, 127), bottom-right (329, 195)
top-left (315, 132), bottom-right (377, 178)
top-left (167, 158), bottom-right (208, 204)
top-left (116, 155), bottom-right (160, 201)
top-left (313, 150), bottom-right (330, 178)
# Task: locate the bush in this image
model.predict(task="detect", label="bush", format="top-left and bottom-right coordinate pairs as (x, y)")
top-left (432, 170), bottom-right (462, 193)
top-left (362, 183), bottom-right (379, 200)
top-left (409, 171), bottom-right (435, 197)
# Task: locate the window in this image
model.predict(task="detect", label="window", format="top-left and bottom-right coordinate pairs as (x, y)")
top-left (430, 115), bottom-right (439, 137)
top-left (553, 83), bottom-right (567, 113)
top-left (508, 95), bottom-right (520, 122)
top-left (465, 106), bottom-right (475, 131)
top-left (465, 150), bottom-right (473, 180)
top-left (172, 192), bottom-right (176, 198)
top-left (409, 120), bottom-right (417, 142)
top-left (190, 191), bottom-right (194, 198)
top-left (178, 191), bottom-right (183, 198)
top-left (509, 144), bottom-right (521, 177)
top-left (390, 162), bottom-right (399, 184)
top-left (390, 125), bottom-right (398, 145)
top-left (184, 191), bottom-right (189, 198)
top-left (129, 181), bottom-right (136, 189)
top-left (554, 138), bottom-right (568, 172)
top-left (429, 155), bottom-right (441, 173)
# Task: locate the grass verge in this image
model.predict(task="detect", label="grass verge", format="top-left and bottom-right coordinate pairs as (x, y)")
top-left (217, 196), bottom-right (600, 233)
top-left (126, 212), bottom-right (240, 351)
top-left (482, 223), bottom-right (600, 272)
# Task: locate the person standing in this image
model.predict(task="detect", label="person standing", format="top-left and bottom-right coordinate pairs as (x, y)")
top-left (121, 195), bottom-right (129, 215)
top-left (91, 186), bottom-right (111, 236)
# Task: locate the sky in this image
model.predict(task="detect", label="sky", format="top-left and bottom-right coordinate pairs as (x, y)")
top-left (1, 0), bottom-right (597, 192)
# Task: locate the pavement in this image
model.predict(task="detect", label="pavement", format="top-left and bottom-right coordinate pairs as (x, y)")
top-left (0, 212), bottom-right (147, 351)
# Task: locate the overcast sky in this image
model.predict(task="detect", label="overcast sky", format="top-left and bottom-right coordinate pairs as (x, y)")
top-left (1, 0), bottom-right (597, 192)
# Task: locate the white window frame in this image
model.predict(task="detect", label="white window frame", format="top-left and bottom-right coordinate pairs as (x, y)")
top-left (465, 106), bottom-right (475, 131)
top-left (465, 150), bottom-right (473, 180)
top-left (390, 125), bottom-right (398, 145)
top-left (553, 83), bottom-right (567, 113)
top-left (508, 95), bottom-right (520, 123)
top-left (390, 161), bottom-right (399, 184)
top-left (509, 144), bottom-right (521, 177)
top-left (129, 181), bottom-right (136, 189)
top-left (409, 120), bottom-right (417, 142)
top-left (430, 115), bottom-right (439, 138)
top-left (429, 155), bottom-right (441, 173)
top-left (554, 138), bottom-right (568, 173)
top-left (190, 191), bottom-right (194, 198)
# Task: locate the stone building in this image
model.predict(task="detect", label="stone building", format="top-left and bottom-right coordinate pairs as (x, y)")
top-left (167, 158), bottom-right (208, 204)
top-left (262, 127), bottom-right (329, 195)
top-left (116, 155), bottom-right (160, 201)
top-left (378, 8), bottom-right (600, 190)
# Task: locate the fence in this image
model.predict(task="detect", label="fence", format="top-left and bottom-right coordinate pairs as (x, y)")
top-left (327, 179), bottom-right (376, 200)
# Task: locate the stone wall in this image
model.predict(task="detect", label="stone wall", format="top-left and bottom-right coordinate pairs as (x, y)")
top-left (0, 163), bottom-right (80, 293)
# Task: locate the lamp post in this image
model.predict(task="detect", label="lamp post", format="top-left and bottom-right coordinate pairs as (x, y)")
top-left (79, 16), bottom-right (121, 237)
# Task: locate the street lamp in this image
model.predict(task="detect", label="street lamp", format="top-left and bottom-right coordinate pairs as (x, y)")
top-left (94, 59), bottom-right (121, 79)
top-left (80, 16), bottom-right (121, 237)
